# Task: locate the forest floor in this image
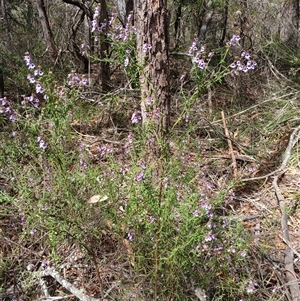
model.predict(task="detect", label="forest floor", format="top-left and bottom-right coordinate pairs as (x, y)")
top-left (1, 58), bottom-right (300, 301)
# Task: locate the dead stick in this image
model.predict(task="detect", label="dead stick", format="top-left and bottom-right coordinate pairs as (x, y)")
top-left (272, 124), bottom-right (300, 301)
top-left (40, 267), bottom-right (100, 301)
top-left (221, 111), bottom-right (238, 178)
top-left (274, 176), bottom-right (300, 301)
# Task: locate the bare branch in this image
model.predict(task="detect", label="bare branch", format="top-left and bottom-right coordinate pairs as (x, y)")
top-left (40, 267), bottom-right (100, 301)
top-left (272, 124), bottom-right (300, 301)
top-left (61, 0), bottom-right (92, 19)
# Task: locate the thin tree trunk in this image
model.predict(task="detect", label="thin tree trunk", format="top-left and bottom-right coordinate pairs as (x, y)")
top-left (1, 0), bottom-right (11, 46)
top-left (35, 0), bottom-right (58, 62)
top-left (174, 1), bottom-right (182, 48)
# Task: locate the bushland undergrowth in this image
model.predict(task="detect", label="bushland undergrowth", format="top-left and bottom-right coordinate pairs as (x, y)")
top-left (1, 14), bottom-right (300, 301)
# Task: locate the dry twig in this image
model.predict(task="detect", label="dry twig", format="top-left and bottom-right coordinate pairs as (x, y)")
top-left (272, 125), bottom-right (300, 301)
top-left (39, 267), bottom-right (100, 301)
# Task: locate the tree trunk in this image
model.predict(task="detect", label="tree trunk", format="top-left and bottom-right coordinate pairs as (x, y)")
top-left (135, 0), bottom-right (170, 137)
top-left (35, 0), bottom-right (58, 62)
top-left (280, 0), bottom-right (299, 47)
top-left (116, 0), bottom-right (133, 26)
top-left (1, 0), bottom-right (11, 46)
top-left (98, 0), bottom-right (110, 91)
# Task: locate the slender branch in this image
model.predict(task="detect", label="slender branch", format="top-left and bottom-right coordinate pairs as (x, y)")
top-left (272, 124), bottom-right (300, 301)
top-left (62, 0), bottom-right (92, 19)
top-left (40, 267), bottom-right (100, 301)
top-left (279, 235), bottom-right (300, 259)
top-left (34, 295), bottom-right (73, 301)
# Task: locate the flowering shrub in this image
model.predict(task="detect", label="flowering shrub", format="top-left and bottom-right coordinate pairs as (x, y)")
top-left (230, 51), bottom-right (257, 75)
top-left (0, 5), bottom-right (266, 300)
top-left (189, 35), bottom-right (257, 76)
top-left (189, 37), bottom-right (214, 70)
top-left (81, 8), bottom-right (139, 88)
top-left (0, 97), bottom-right (15, 121)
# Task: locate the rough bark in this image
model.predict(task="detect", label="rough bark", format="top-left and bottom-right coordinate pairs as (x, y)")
top-left (35, 0), bottom-right (58, 62)
top-left (1, 0), bottom-right (11, 46)
top-left (280, 0), bottom-right (299, 47)
top-left (135, 0), bottom-right (170, 136)
top-left (98, 0), bottom-right (110, 91)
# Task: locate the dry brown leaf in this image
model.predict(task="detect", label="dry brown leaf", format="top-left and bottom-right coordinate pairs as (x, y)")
top-left (88, 195), bottom-right (109, 204)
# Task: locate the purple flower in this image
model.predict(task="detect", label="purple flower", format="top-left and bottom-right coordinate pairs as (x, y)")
top-left (127, 134), bottom-right (133, 144)
top-left (20, 214), bottom-right (25, 223)
top-left (150, 216), bottom-right (156, 223)
top-left (193, 210), bottom-right (200, 217)
top-left (24, 54), bottom-right (31, 65)
top-left (34, 69), bottom-right (43, 76)
top-left (28, 62), bottom-right (35, 70)
top-left (80, 77), bottom-right (88, 86)
top-left (109, 13), bottom-right (116, 26)
top-left (143, 43), bottom-right (152, 53)
top-left (30, 228), bottom-right (37, 235)
top-left (229, 34), bottom-right (241, 46)
top-left (27, 74), bottom-right (35, 83)
top-left (204, 232), bottom-right (215, 242)
top-left (36, 83), bottom-right (44, 94)
top-left (37, 136), bottom-right (47, 150)
top-left (135, 171), bottom-right (143, 182)
top-left (98, 145), bottom-right (113, 158)
top-left (197, 59), bottom-right (206, 69)
top-left (91, 20), bottom-right (97, 33)
top-left (9, 114), bottom-right (16, 122)
top-left (124, 57), bottom-right (129, 67)
top-left (188, 37), bottom-right (198, 55)
top-left (41, 261), bottom-right (48, 270)
top-left (127, 232), bottom-right (134, 241)
top-left (131, 110), bottom-right (142, 124)
top-left (123, 16), bottom-right (132, 41)
top-left (80, 158), bottom-right (88, 169)
top-left (145, 97), bottom-right (154, 106)
top-left (247, 60), bottom-right (257, 70)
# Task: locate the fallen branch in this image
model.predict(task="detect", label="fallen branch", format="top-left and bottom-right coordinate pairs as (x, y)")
top-left (35, 295), bottom-right (74, 301)
top-left (242, 168), bottom-right (283, 182)
top-left (272, 125), bottom-right (300, 301)
top-left (279, 235), bottom-right (300, 260)
top-left (40, 267), bottom-right (100, 301)
top-left (243, 124), bottom-right (300, 182)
